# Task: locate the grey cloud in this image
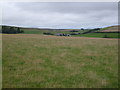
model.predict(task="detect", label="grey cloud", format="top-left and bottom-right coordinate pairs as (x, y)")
top-left (16, 2), bottom-right (118, 14)
top-left (2, 2), bottom-right (118, 29)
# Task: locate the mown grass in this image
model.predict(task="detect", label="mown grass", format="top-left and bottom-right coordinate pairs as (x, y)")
top-left (2, 34), bottom-right (118, 88)
top-left (72, 33), bottom-right (120, 38)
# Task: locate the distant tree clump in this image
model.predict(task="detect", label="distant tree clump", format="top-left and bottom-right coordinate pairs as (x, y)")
top-left (103, 34), bottom-right (109, 38)
top-left (2, 26), bottom-right (24, 34)
top-left (70, 30), bottom-right (79, 32)
top-left (81, 28), bottom-right (84, 30)
top-left (43, 32), bottom-right (54, 35)
top-left (17, 27), bottom-right (21, 33)
top-left (93, 28), bottom-right (101, 30)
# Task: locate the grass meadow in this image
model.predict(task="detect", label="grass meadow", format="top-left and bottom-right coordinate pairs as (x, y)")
top-left (72, 33), bottom-right (119, 38)
top-left (21, 28), bottom-right (119, 38)
top-left (2, 34), bottom-right (118, 88)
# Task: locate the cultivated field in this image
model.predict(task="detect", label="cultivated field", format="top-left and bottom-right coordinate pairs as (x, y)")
top-left (2, 34), bottom-right (118, 88)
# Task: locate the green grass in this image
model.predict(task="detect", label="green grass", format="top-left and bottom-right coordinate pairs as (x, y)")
top-left (19, 27), bottom-right (120, 39)
top-left (72, 33), bottom-right (120, 38)
top-left (22, 29), bottom-right (69, 34)
top-left (21, 28), bottom-right (120, 38)
top-left (20, 28), bottom-right (85, 35)
top-left (2, 34), bottom-right (118, 88)
top-left (100, 26), bottom-right (111, 30)
top-left (20, 29), bottom-right (45, 34)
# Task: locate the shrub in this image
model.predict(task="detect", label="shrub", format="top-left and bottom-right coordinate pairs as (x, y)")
top-left (81, 28), bottom-right (84, 30)
top-left (70, 30), bottom-right (79, 32)
top-left (103, 35), bottom-right (109, 38)
top-left (2, 26), bottom-right (24, 34)
top-left (43, 32), bottom-right (53, 35)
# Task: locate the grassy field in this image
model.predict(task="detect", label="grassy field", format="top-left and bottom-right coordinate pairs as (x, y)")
top-left (21, 28), bottom-right (83, 35)
top-left (72, 33), bottom-right (120, 38)
top-left (21, 28), bottom-right (119, 38)
top-left (2, 34), bottom-right (118, 88)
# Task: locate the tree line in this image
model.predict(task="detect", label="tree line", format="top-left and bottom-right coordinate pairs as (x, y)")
top-left (2, 26), bottom-right (24, 34)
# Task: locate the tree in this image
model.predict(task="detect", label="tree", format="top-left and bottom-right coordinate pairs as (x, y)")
top-left (21, 30), bottom-right (24, 33)
top-left (103, 35), bottom-right (108, 38)
top-left (17, 27), bottom-right (21, 33)
top-left (2, 26), bottom-right (9, 33)
top-left (2, 26), bottom-right (24, 34)
top-left (81, 28), bottom-right (84, 30)
top-left (9, 27), bottom-right (17, 34)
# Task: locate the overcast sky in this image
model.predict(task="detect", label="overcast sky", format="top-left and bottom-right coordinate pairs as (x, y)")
top-left (2, 2), bottom-right (118, 29)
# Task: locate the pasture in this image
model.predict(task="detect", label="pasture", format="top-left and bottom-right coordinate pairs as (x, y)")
top-left (72, 33), bottom-right (119, 38)
top-left (2, 34), bottom-right (118, 88)
top-left (21, 27), bottom-right (119, 38)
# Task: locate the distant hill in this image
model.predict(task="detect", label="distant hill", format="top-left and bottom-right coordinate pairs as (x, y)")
top-left (1, 25), bottom-right (119, 34)
top-left (1, 25), bottom-right (81, 31)
top-left (1, 25), bottom-right (119, 38)
top-left (96, 25), bottom-right (120, 33)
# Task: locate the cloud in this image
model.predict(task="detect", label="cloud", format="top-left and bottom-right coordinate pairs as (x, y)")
top-left (2, 2), bottom-right (118, 29)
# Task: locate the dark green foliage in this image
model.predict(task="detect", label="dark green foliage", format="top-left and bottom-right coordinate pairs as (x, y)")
top-left (81, 28), bottom-right (84, 30)
top-left (43, 32), bottom-right (54, 35)
top-left (82, 28), bottom-right (101, 34)
top-left (93, 28), bottom-right (101, 30)
top-left (2, 26), bottom-right (24, 34)
top-left (2, 26), bottom-right (9, 33)
top-left (17, 27), bottom-right (21, 33)
top-left (70, 30), bottom-right (79, 32)
top-left (9, 27), bottom-right (17, 34)
top-left (20, 30), bottom-right (24, 33)
top-left (70, 33), bottom-right (80, 35)
top-left (103, 35), bottom-right (109, 38)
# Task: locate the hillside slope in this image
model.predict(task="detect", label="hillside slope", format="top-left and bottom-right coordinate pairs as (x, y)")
top-left (97, 25), bottom-right (119, 33)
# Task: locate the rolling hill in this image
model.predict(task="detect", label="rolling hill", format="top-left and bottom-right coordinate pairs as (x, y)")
top-left (97, 25), bottom-right (120, 33)
top-left (1, 25), bottom-right (120, 38)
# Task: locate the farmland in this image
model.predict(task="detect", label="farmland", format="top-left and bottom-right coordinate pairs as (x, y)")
top-left (2, 25), bottom-right (120, 39)
top-left (72, 33), bottom-right (119, 38)
top-left (2, 34), bottom-right (118, 88)
top-left (21, 25), bottom-right (120, 38)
